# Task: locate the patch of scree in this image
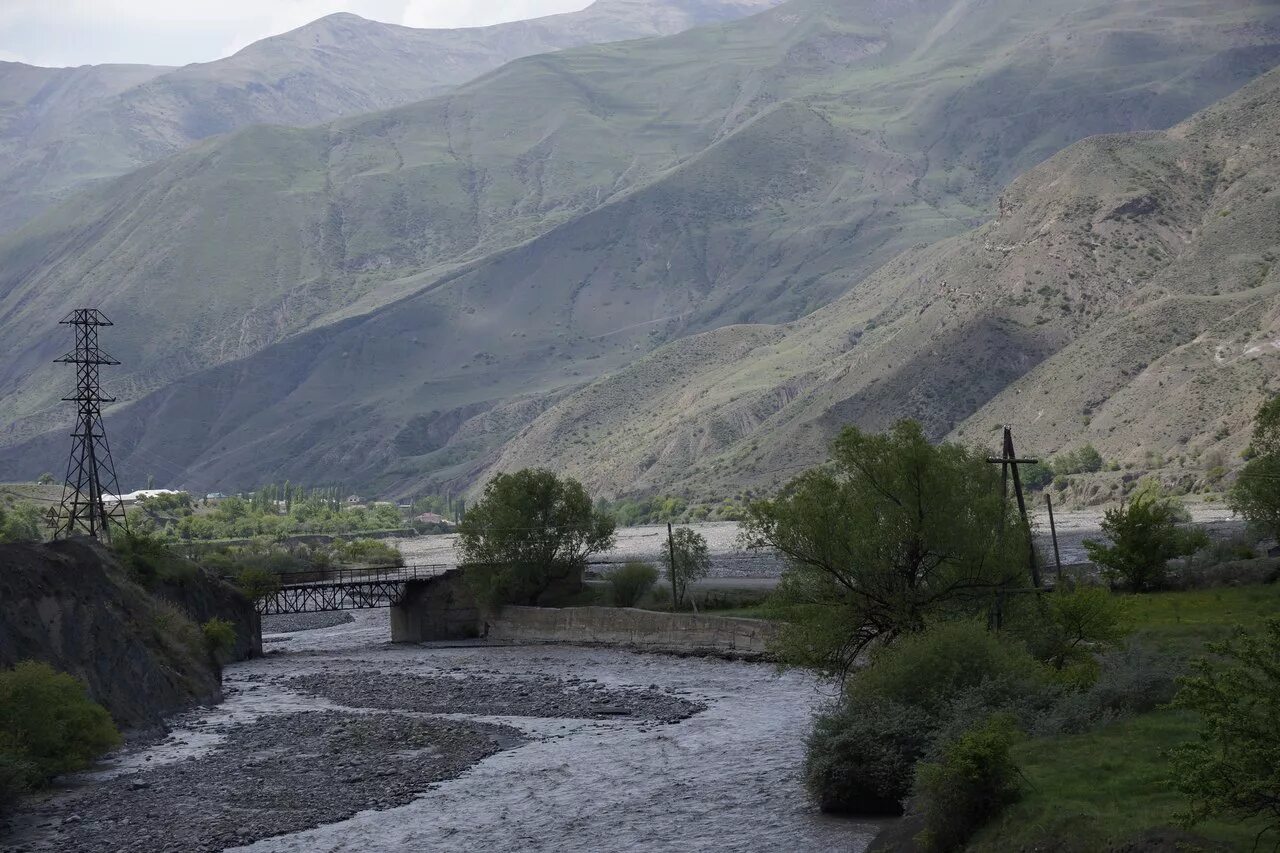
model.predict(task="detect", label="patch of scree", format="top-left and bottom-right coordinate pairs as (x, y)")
top-left (3, 710), bottom-right (522, 853)
top-left (262, 611), bottom-right (356, 633)
top-left (289, 670), bottom-right (705, 722)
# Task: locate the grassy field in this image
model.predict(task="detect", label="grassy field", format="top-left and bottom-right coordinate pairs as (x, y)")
top-left (971, 582), bottom-right (1280, 851)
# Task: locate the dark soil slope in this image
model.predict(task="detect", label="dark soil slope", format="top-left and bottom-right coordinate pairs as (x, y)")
top-left (0, 538), bottom-right (258, 730)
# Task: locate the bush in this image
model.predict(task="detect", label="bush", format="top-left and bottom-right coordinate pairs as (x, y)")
top-left (1054, 444), bottom-right (1104, 475)
top-left (0, 661), bottom-right (120, 786)
top-left (1170, 618), bottom-right (1280, 844)
top-left (913, 716), bottom-right (1022, 853)
top-left (1084, 487), bottom-right (1208, 591)
top-left (1036, 586), bottom-right (1132, 672)
top-left (851, 622), bottom-right (1046, 718)
top-left (804, 695), bottom-right (935, 815)
top-left (201, 618), bottom-right (237, 660)
top-left (608, 562), bottom-right (658, 607)
top-left (333, 538), bottom-right (403, 567)
top-left (1031, 641), bottom-right (1180, 736)
top-left (0, 749), bottom-right (32, 817)
top-left (235, 565), bottom-right (281, 600)
top-left (112, 531), bottom-right (195, 587)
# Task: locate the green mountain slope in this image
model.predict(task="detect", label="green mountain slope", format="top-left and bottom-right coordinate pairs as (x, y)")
top-left (1, 0), bottom-right (1278, 493)
top-left (483, 64), bottom-right (1280, 499)
top-left (0, 0), bottom-right (778, 232)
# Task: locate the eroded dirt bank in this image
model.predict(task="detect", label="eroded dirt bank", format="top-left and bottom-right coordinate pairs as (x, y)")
top-left (3, 610), bottom-right (877, 853)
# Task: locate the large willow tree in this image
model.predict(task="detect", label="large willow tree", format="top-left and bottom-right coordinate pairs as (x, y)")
top-left (743, 421), bottom-right (1030, 676)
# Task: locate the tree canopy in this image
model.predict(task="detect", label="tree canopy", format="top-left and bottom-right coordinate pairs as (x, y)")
top-left (743, 420), bottom-right (1029, 676)
top-left (458, 469), bottom-right (615, 607)
top-left (1231, 397), bottom-right (1280, 540)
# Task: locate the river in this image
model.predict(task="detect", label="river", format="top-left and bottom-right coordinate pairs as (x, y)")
top-left (5, 611), bottom-right (881, 853)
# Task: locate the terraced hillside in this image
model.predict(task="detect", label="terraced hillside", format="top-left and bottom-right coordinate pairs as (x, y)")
top-left (1, 0), bottom-right (1278, 496)
top-left (485, 64), bottom-right (1280, 498)
top-left (0, 0), bottom-right (778, 233)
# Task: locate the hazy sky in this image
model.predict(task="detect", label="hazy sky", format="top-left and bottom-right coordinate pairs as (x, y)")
top-left (0, 0), bottom-right (592, 68)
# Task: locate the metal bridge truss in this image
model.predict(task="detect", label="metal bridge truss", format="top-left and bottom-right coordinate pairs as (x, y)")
top-left (252, 565), bottom-right (447, 616)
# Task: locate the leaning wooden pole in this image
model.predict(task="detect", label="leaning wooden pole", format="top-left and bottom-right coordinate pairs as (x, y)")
top-left (1045, 492), bottom-right (1063, 585)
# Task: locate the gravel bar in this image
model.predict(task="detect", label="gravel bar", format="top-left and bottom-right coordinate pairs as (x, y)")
top-left (7, 711), bottom-right (523, 853)
top-left (289, 671), bottom-right (705, 723)
top-left (262, 612), bottom-right (356, 634)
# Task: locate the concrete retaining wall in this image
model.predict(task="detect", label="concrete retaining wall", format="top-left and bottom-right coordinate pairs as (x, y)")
top-left (483, 606), bottom-right (778, 657)
top-left (391, 569), bottom-right (480, 642)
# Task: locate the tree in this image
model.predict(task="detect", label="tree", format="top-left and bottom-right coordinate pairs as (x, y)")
top-left (1054, 444), bottom-right (1104, 475)
top-left (0, 503), bottom-right (45, 543)
top-left (1231, 397), bottom-right (1280, 541)
top-left (1084, 486), bottom-right (1206, 592)
top-left (1170, 618), bottom-right (1280, 847)
top-left (742, 420), bottom-right (1029, 677)
top-left (662, 526), bottom-right (711, 609)
top-left (0, 661), bottom-right (120, 784)
top-left (36, 473), bottom-right (55, 486)
top-left (1036, 586), bottom-right (1132, 671)
top-left (457, 469), bottom-right (615, 607)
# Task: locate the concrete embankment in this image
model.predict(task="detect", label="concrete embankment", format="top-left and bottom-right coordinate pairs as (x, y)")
top-left (0, 537), bottom-right (260, 730)
top-left (389, 569), bottom-right (778, 657)
top-left (482, 606), bottom-right (778, 658)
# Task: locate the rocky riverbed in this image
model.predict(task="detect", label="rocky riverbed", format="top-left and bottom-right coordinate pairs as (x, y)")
top-left (2, 611), bottom-right (877, 853)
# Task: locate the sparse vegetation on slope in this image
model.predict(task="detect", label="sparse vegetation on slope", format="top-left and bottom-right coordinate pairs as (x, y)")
top-left (4, 0), bottom-right (1278, 497)
top-left (486, 61), bottom-right (1280, 501)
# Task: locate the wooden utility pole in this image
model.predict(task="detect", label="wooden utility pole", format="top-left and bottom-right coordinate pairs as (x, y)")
top-left (1045, 492), bottom-right (1063, 585)
top-left (986, 426), bottom-right (1042, 589)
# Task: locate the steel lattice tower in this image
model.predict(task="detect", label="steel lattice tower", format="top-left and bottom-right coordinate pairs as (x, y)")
top-left (54, 309), bottom-right (127, 541)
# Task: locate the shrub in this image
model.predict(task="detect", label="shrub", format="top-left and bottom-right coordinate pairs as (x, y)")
top-left (1037, 586), bottom-right (1132, 671)
top-left (201, 618), bottom-right (237, 660)
top-left (333, 538), bottom-right (403, 567)
top-left (851, 622), bottom-right (1046, 718)
top-left (235, 565), bottom-right (281, 600)
top-left (1084, 487), bottom-right (1208, 591)
top-left (111, 531), bottom-right (195, 587)
top-left (1031, 641), bottom-right (1180, 736)
top-left (0, 661), bottom-right (120, 785)
top-left (1170, 618), bottom-right (1280, 844)
top-left (0, 749), bottom-right (32, 817)
top-left (608, 562), bottom-right (658, 607)
top-left (913, 716), bottom-right (1022, 853)
top-left (804, 696), bottom-right (935, 816)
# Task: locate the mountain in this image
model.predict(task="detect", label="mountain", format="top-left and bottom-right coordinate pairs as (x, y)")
top-left (1, 0), bottom-right (1279, 495)
top-left (0, 0), bottom-right (779, 233)
top-left (483, 63), bottom-right (1280, 499)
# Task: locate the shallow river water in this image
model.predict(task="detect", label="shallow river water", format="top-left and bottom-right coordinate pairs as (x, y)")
top-left (241, 613), bottom-right (878, 852)
top-left (9, 611), bottom-right (880, 853)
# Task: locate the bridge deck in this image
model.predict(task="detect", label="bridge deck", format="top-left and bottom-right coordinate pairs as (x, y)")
top-left (248, 564), bottom-right (452, 615)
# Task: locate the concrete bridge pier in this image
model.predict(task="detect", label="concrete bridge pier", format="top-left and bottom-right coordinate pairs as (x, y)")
top-left (390, 569), bottom-right (481, 643)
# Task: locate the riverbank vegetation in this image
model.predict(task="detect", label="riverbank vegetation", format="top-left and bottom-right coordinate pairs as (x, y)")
top-left (458, 469), bottom-right (616, 608)
top-left (129, 491), bottom-right (407, 541)
top-left (749, 413), bottom-right (1280, 852)
top-left (0, 661), bottom-right (121, 819)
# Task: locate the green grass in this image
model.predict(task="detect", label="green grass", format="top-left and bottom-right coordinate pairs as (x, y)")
top-left (1126, 583), bottom-right (1280, 661)
top-left (969, 582), bottom-right (1280, 850)
top-left (973, 710), bottom-right (1267, 850)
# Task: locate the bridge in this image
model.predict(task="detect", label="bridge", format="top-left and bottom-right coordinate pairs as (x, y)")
top-left (251, 564), bottom-right (451, 615)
